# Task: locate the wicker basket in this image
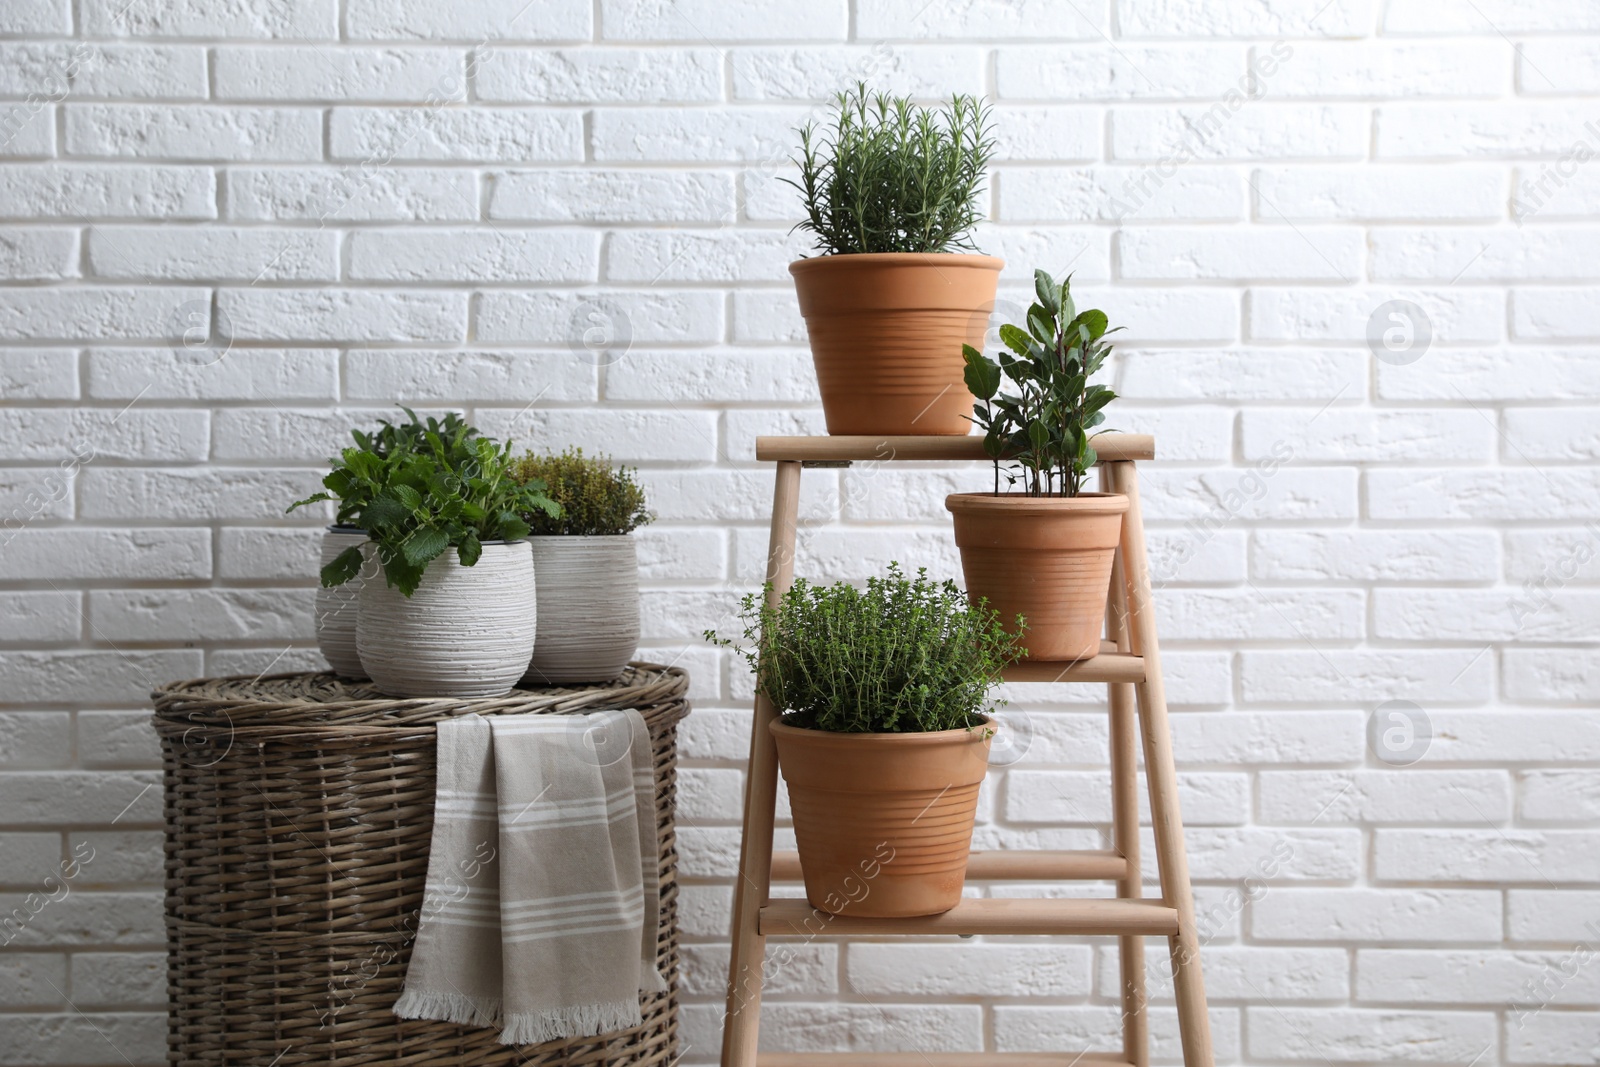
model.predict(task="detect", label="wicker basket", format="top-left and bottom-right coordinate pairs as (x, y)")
top-left (150, 664), bottom-right (689, 1067)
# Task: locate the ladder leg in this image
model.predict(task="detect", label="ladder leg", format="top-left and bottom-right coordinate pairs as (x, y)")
top-left (721, 461), bottom-right (803, 1067)
top-left (1103, 460), bottom-right (1149, 1067)
top-left (1109, 461), bottom-right (1214, 1067)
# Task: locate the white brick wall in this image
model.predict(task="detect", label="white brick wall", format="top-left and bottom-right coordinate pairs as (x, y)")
top-left (0, 1), bottom-right (1596, 1063)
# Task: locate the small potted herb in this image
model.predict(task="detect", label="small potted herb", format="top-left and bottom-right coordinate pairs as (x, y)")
top-left (511, 448), bottom-right (652, 684)
top-left (947, 269), bottom-right (1128, 662)
top-left (291, 412), bottom-right (559, 698)
top-left (709, 564), bottom-right (1020, 918)
top-left (787, 84), bottom-right (1000, 435)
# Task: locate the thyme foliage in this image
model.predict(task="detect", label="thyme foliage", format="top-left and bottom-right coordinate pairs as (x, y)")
top-left (511, 447), bottom-right (653, 536)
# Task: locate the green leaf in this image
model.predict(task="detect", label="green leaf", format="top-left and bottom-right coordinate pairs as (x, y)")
top-left (391, 484), bottom-right (423, 510)
top-left (400, 526), bottom-right (449, 569)
top-left (286, 491), bottom-right (332, 514)
top-left (456, 530), bottom-right (482, 568)
top-left (998, 323), bottom-right (1033, 359)
top-left (363, 493), bottom-right (409, 529)
top-left (1027, 305), bottom-right (1053, 344)
top-left (962, 343), bottom-right (1001, 400)
top-left (319, 545), bottom-right (365, 587)
top-left (1069, 308), bottom-right (1108, 343)
top-left (1033, 269), bottom-right (1059, 315)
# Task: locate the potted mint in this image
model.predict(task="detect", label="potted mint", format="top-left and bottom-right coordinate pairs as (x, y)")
top-left (709, 564), bottom-right (1020, 917)
top-left (291, 412), bottom-right (559, 698)
top-left (511, 448), bottom-right (653, 684)
top-left (787, 84), bottom-right (1000, 436)
top-left (946, 269), bottom-right (1128, 662)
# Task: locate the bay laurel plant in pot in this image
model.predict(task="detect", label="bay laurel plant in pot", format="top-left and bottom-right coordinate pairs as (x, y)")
top-left (947, 269), bottom-right (1129, 662)
top-left (787, 84), bottom-right (1001, 435)
top-left (511, 448), bottom-right (653, 685)
top-left (291, 412), bottom-right (559, 699)
top-left (710, 564), bottom-right (1021, 918)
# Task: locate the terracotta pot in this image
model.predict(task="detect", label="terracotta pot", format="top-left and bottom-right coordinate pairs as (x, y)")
top-left (521, 535), bottom-right (640, 685)
top-left (770, 718), bottom-right (992, 918)
top-left (356, 540), bottom-right (537, 699)
top-left (315, 525), bottom-right (369, 680)
top-left (946, 492), bottom-right (1129, 662)
top-left (790, 252), bottom-right (1003, 436)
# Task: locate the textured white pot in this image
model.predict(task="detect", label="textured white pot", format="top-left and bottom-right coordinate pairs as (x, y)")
top-left (315, 526), bottom-right (369, 680)
top-left (357, 540), bottom-right (537, 698)
top-left (522, 535), bottom-right (641, 685)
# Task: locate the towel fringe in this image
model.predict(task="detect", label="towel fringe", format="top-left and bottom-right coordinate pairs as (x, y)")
top-left (500, 998), bottom-right (643, 1045)
top-left (393, 988), bottom-right (503, 1029)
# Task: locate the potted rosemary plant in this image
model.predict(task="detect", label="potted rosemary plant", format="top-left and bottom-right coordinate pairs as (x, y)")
top-left (710, 564), bottom-right (1020, 918)
top-left (291, 412), bottom-right (559, 698)
top-left (947, 269), bottom-right (1128, 662)
top-left (511, 448), bottom-right (653, 684)
top-left (787, 84), bottom-right (1000, 435)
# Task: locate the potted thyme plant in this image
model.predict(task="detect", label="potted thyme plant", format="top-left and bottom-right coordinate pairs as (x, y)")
top-left (710, 564), bottom-right (1021, 918)
top-left (787, 83), bottom-right (1000, 435)
top-left (291, 412), bottom-right (559, 698)
top-left (947, 269), bottom-right (1128, 662)
top-left (511, 448), bottom-right (653, 684)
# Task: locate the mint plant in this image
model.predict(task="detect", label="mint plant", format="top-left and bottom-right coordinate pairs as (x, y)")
top-left (964, 269), bottom-right (1121, 497)
top-left (289, 411), bottom-right (559, 597)
top-left (707, 563), bottom-right (1021, 733)
top-left (788, 83), bottom-right (995, 256)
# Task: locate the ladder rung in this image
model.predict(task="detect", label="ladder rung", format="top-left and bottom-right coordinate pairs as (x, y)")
top-left (759, 1055), bottom-right (1134, 1067)
top-left (1003, 653), bottom-right (1145, 684)
top-left (754, 433), bottom-right (1155, 464)
top-left (770, 849), bottom-right (1127, 883)
top-left (758, 896), bottom-right (1178, 937)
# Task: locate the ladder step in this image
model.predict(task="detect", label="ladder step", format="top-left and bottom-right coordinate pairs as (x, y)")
top-left (759, 1055), bottom-right (1134, 1067)
top-left (1003, 653), bottom-right (1145, 684)
top-left (771, 849), bottom-right (1127, 883)
top-left (758, 896), bottom-right (1178, 937)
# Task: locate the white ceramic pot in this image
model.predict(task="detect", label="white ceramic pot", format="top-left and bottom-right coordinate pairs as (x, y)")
top-left (522, 535), bottom-right (641, 685)
top-left (357, 540), bottom-right (537, 698)
top-left (315, 526), bottom-right (369, 680)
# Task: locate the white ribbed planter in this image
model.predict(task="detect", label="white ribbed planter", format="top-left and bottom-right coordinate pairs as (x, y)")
top-left (357, 540), bottom-right (537, 699)
top-left (522, 535), bottom-right (641, 685)
top-left (315, 526), bottom-right (369, 680)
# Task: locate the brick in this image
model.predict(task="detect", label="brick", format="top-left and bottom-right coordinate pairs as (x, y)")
top-left (976, 224), bottom-right (1113, 283)
top-left (226, 166), bottom-right (477, 223)
top-left (679, 943), bottom-right (835, 997)
top-left (0, 44), bottom-right (206, 99)
top-left (212, 406), bottom-right (395, 461)
top-left (219, 289), bottom-right (466, 343)
top-left (88, 348), bottom-right (338, 401)
top-left (731, 45), bottom-right (983, 101)
top-left (1253, 165), bottom-right (1505, 221)
top-left (348, 229), bottom-right (599, 283)
top-left (0, 286), bottom-right (206, 342)
top-left (1384, 0), bottom-right (1600, 33)
top-left (1243, 408), bottom-right (1489, 462)
top-left (1242, 650), bottom-right (1490, 705)
top-left (606, 350), bottom-right (817, 404)
top-left (0, 833), bottom-right (62, 885)
top-left (217, 527), bottom-right (320, 581)
top-left (206, 648), bottom-right (326, 677)
top-left (1096, 405), bottom-right (1235, 462)
top-left (1507, 527), bottom-right (1600, 583)
top-left (472, 408), bottom-right (719, 463)
top-left (1374, 227), bottom-right (1600, 282)
top-left (641, 470), bottom-right (837, 523)
top-left (1114, 105), bottom-right (1367, 161)
top-left (329, 107), bottom-right (582, 163)
top-left (1253, 889), bottom-right (1503, 943)
top-left (0, 0), bottom-right (67, 34)
top-left (1007, 770), bottom-right (1248, 825)
top-left (490, 169), bottom-right (734, 223)
top-left (0, 891), bottom-right (162, 947)
top-left (1509, 890), bottom-right (1600, 941)
top-left (1252, 530), bottom-right (1500, 583)
top-left (77, 711), bottom-right (161, 768)
top-left (1426, 711), bottom-right (1600, 763)
top-left (1260, 770), bottom-right (1511, 824)
top-left (1378, 102), bottom-right (1600, 158)
top-left (69, 952), bottom-right (165, 1009)
top-left (0, 106), bottom-right (56, 159)
top-left (1140, 466), bottom-right (1359, 523)
top-left (80, 468), bottom-right (324, 521)
top-left (1160, 589), bottom-right (1364, 641)
top-left (1247, 1007), bottom-right (1494, 1062)
top-left (605, 0), bottom-right (846, 39)
top-left (608, 232), bottom-right (800, 285)
top-left (1504, 407), bottom-right (1600, 461)
top-left (675, 767), bottom-right (742, 824)
top-left (1187, 827), bottom-right (1360, 880)
top-left (989, 107), bottom-right (1101, 162)
top-left (0, 713), bottom-right (70, 768)
top-left (346, 0), bottom-right (590, 40)
top-left (89, 589), bottom-right (312, 642)
top-left (81, 0), bottom-right (337, 37)
top-left (1067, 287), bottom-right (1240, 342)
top-left (746, 1003), bottom-right (983, 1052)
top-left (1249, 286), bottom-right (1502, 343)
top-left (1368, 469), bottom-right (1600, 521)
top-left (478, 48), bottom-right (721, 102)
top-left (0, 350), bottom-right (77, 400)
top-left (999, 166), bottom-right (1244, 222)
top-left (215, 46), bottom-right (463, 102)
top-left (89, 225), bottom-right (337, 282)
top-left (1509, 1012), bottom-right (1600, 1065)
top-left (730, 291), bottom-right (805, 343)
top-left (677, 883), bottom-right (731, 939)
top-left (0, 593), bottom-right (78, 643)
top-left (1377, 589), bottom-right (1600, 643)
top-left (1514, 289), bottom-right (1600, 340)
top-left (997, 43), bottom-right (1242, 99)
top-left (0, 165), bottom-right (215, 220)
top-left (1119, 227), bottom-right (1362, 281)
top-left (634, 527), bottom-right (724, 582)
top-left (859, 0), bottom-right (1105, 38)
top-left (849, 943), bottom-right (1092, 997)
top-left (0, 468), bottom-right (75, 522)
top-left (66, 105), bottom-right (320, 161)
top-left (0, 228), bottom-right (78, 281)
top-left (1357, 948), bottom-right (1600, 1005)
top-left (1378, 829), bottom-right (1600, 883)
top-left (994, 1005), bottom-right (1242, 1062)
top-left (1518, 39), bottom-right (1600, 94)
top-left (345, 349), bottom-right (596, 403)
top-left (1124, 946), bottom-right (1349, 1001)
top-left (1521, 770), bottom-right (1600, 822)
top-left (0, 772), bottom-right (159, 825)
top-left (0, 954), bottom-right (65, 1008)
top-left (592, 107), bottom-right (825, 163)
top-left (1120, 0), bottom-right (1367, 36)
top-left (477, 290), bottom-right (723, 346)
top-left (0, 529), bottom-right (207, 584)
top-left (67, 831), bottom-right (161, 885)
top-left (0, 1012), bottom-right (165, 1065)
top-left (1265, 41), bottom-right (1509, 98)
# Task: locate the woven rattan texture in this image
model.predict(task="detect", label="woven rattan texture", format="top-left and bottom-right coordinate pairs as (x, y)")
top-left (150, 663), bottom-right (689, 1067)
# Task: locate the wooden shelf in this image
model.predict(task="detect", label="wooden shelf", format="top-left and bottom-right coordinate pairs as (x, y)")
top-left (754, 433), bottom-right (1155, 464)
top-left (1003, 653), bottom-right (1145, 684)
top-left (771, 849), bottom-right (1128, 884)
top-left (759, 896), bottom-right (1179, 937)
top-left (759, 1055), bottom-right (1134, 1067)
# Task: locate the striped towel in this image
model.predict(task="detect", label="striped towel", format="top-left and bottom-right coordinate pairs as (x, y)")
top-left (394, 710), bottom-right (666, 1045)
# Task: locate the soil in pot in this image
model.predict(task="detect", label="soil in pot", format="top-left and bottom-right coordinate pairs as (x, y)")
top-left (357, 540), bottom-right (537, 699)
top-left (790, 252), bottom-right (1002, 436)
top-left (946, 492), bottom-right (1129, 662)
top-left (770, 718), bottom-right (993, 918)
top-left (522, 535), bottom-right (640, 685)
top-left (316, 526), bottom-right (369, 680)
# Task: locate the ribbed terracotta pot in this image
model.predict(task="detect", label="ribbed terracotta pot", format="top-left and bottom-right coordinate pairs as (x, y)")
top-left (521, 535), bottom-right (640, 686)
top-left (790, 252), bottom-right (1003, 436)
top-left (771, 718), bottom-right (993, 918)
top-left (315, 526), bottom-right (370, 680)
top-left (356, 540), bottom-right (537, 699)
top-left (946, 492), bottom-right (1129, 662)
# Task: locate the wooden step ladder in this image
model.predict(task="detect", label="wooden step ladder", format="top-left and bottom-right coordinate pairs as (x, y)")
top-left (719, 433), bottom-right (1214, 1067)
